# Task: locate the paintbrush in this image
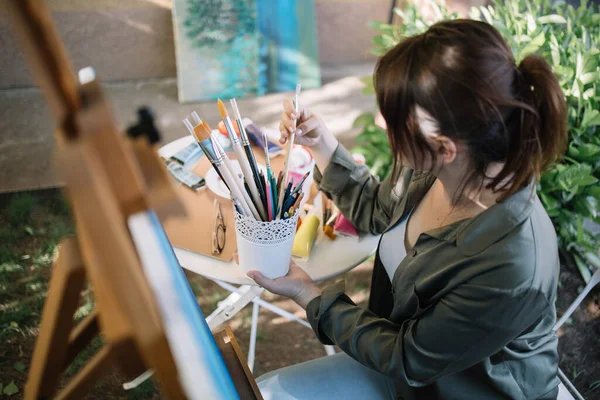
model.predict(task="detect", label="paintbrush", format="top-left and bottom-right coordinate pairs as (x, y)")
top-left (282, 192), bottom-right (298, 215)
top-left (189, 118), bottom-right (253, 216)
top-left (265, 173), bottom-right (274, 221)
top-left (244, 178), bottom-right (252, 198)
top-left (259, 170), bottom-right (268, 212)
top-left (323, 212), bottom-right (339, 240)
top-left (202, 121), bottom-right (261, 220)
top-left (277, 84), bottom-right (301, 218)
top-left (232, 197), bottom-right (246, 216)
top-left (210, 134), bottom-right (259, 219)
top-left (286, 192), bottom-right (304, 220)
top-left (323, 197), bottom-right (332, 228)
top-left (185, 113), bottom-right (219, 169)
top-left (290, 171), bottom-right (310, 197)
top-left (323, 200), bottom-right (340, 240)
top-left (276, 170), bottom-right (284, 201)
top-left (230, 99), bottom-right (266, 205)
top-left (185, 113), bottom-right (229, 189)
top-left (263, 131), bottom-right (273, 182)
top-left (282, 179), bottom-right (293, 215)
top-left (218, 99), bottom-right (267, 221)
top-left (262, 132), bottom-right (278, 219)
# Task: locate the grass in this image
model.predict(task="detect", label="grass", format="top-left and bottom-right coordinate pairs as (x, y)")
top-left (0, 189), bottom-right (163, 399)
top-left (0, 189), bottom-right (102, 396)
top-left (5, 193), bottom-right (36, 227)
top-left (587, 380), bottom-right (600, 397)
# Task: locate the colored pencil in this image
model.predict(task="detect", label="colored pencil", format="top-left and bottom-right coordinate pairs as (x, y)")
top-left (282, 192), bottom-right (298, 215)
top-left (270, 174), bottom-right (278, 218)
top-left (265, 177), bottom-right (274, 221)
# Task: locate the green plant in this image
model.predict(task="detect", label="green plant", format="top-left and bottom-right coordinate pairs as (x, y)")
top-left (353, 0), bottom-right (600, 280)
top-left (5, 193), bottom-right (36, 227)
top-left (352, 114), bottom-right (394, 179)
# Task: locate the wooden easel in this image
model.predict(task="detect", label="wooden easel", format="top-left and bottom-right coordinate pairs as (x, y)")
top-left (7, 1), bottom-right (262, 399)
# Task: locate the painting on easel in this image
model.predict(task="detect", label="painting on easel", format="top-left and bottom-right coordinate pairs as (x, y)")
top-left (129, 210), bottom-right (239, 399)
top-left (172, 0), bottom-right (321, 103)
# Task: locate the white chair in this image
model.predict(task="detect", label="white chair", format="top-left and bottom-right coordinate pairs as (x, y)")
top-left (554, 267), bottom-right (600, 400)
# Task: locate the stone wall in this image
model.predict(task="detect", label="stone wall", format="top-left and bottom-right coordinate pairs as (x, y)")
top-left (0, 0), bottom-right (484, 89)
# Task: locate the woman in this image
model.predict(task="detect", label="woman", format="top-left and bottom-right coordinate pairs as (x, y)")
top-left (248, 19), bottom-right (567, 400)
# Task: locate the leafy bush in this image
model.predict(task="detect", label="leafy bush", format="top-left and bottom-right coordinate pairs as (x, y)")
top-left (353, 0), bottom-right (600, 279)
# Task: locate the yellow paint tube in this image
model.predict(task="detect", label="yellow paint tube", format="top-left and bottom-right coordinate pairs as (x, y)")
top-left (292, 214), bottom-right (320, 258)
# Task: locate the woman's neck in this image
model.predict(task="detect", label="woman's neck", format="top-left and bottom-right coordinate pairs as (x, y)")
top-left (435, 162), bottom-right (506, 211)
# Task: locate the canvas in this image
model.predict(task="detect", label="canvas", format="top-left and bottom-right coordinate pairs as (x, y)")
top-left (128, 210), bottom-right (240, 399)
top-left (256, 0), bottom-right (321, 93)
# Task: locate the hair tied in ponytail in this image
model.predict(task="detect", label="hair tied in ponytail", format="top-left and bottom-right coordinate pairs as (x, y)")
top-left (514, 55), bottom-right (567, 182)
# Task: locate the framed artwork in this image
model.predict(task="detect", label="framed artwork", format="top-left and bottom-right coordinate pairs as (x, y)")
top-left (173, 0), bottom-right (320, 102)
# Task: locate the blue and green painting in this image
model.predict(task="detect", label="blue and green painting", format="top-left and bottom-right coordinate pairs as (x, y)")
top-left (173, 0), bottom-right (321, 103)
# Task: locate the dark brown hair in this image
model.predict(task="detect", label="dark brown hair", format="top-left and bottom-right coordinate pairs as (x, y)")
top-left (374, 19), bottom-right (567, 201)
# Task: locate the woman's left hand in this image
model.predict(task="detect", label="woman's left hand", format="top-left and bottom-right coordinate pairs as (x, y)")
top-left (241, 258), bottom-right (322, 309)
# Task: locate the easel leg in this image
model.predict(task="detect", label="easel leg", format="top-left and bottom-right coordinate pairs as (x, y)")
top-left (56, 345), bottom-right (114, 400)
top-left (64, 311), bottom-right (99, 368)
top-left (25, 238), bottom-right (86, 400)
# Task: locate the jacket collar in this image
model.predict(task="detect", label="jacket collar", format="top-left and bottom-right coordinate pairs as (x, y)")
top-left (454, 183), bottom-right (536, 255)
top-left (426, 182), bottom-right (537, 255)
top-left (385, 171), bottom-right (435, 232)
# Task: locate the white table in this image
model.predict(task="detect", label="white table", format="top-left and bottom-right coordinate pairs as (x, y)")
top-left (160, 136), bottom-right (380, 370)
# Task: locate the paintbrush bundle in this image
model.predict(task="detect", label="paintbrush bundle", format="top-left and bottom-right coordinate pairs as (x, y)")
top-left (183, 85), bottom-right (308, 224)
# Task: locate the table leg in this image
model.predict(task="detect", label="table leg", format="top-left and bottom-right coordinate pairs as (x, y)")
top-left (215, 281), bottom-right (335, 357)
top-left (248, 302), bottom-right (260, 372)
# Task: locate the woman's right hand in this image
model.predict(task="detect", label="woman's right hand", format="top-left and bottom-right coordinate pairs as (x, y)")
top-left (279, 99), bottom-right (339, 171)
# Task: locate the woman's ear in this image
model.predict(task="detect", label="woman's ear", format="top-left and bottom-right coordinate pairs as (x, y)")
top-left (434, 136), bottom-right (457, 164)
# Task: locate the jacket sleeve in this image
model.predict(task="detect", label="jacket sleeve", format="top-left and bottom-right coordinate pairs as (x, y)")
top-left (305, 277), bottom-right (550, 387)
top-left (314, 143), bottom-right (412, 235)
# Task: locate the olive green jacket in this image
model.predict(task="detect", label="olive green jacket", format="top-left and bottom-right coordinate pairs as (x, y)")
top-left (307, 144), bottom-right (560, 399)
